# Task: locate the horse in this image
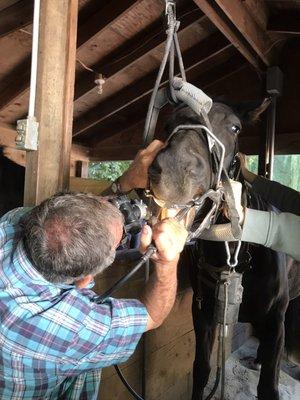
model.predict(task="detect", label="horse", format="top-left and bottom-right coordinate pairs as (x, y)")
top-left (148, 101), bottom-right (300, 400)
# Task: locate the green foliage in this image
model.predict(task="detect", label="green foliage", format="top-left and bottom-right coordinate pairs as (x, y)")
top-left (88, 161), bottom-right (132, 182)
top-left (273, 155), bottom-right (300, 191)
top-left (246, 154), bottom-right (300, 191)
top-left (246, 155), bottom-right (258, 174)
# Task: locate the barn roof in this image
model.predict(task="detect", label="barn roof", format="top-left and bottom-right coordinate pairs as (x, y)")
top-left (0, 0), bottom-right (299, 161)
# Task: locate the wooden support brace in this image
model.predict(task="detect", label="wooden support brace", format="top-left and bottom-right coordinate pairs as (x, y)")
top-left (193, 0), bottom-right (272, 69)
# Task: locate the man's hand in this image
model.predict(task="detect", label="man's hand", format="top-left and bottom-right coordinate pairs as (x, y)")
top-left (238, 152), bottom-right (257, 184)
top-left (118, 140), bottom-right (165, 192)
top-left (139, 219), bottom-right (188, 331)
top-left (139, 219), bottom-right (188, 264)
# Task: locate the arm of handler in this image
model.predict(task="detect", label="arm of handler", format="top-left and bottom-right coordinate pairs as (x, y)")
top-left (139, 219), bottom-right (188, 331)
top-left (241, 209), bottom-right (300, 261)
top-left (238, 153), bottom-right (300, 215)
top-left (230, 180), bottom-right (300, 260)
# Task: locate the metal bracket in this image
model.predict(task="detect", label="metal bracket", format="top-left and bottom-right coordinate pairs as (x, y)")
top-left (16, 116), bottom-right (39, 151)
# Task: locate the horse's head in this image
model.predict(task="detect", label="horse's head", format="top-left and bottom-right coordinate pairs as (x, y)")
top-left (148, 98), bottom-right (270, 206)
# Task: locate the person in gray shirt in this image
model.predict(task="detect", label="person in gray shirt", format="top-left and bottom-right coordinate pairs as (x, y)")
top-left (238, 154), bottom-right (300, 260)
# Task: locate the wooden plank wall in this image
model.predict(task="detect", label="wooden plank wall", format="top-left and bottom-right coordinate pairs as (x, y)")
top-left (96, 265), bottom-right (195, 400)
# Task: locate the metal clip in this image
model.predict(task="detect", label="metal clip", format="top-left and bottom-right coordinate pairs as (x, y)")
top-left (225, 240), bottom-right (241, 269)
top-left (165, 0), bottom-right (176, 27)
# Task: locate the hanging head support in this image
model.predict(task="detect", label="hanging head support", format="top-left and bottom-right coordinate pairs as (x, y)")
top-left (143, 0), bottom-right (242, 243)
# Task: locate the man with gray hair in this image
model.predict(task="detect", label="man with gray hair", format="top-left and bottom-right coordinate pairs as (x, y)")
top-left (0, 140), bottom-right (187, 399)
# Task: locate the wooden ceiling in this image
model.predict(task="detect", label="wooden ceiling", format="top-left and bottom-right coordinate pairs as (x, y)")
top-left (0, 0), bottom-right (299, 161)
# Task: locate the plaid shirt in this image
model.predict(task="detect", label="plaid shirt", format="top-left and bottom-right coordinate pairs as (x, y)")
top-left (0, 208), bottom-right (147, 400)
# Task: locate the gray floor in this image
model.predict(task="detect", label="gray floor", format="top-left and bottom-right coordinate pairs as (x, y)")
top-left (204, 338), bottom-right (300, 400)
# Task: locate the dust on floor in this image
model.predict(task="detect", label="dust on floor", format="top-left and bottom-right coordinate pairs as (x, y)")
top-left (204, 337), bottom-right (300, 400)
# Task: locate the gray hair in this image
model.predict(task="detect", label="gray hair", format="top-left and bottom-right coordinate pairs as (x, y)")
top-left (21, 192), bottom-right (123, 284)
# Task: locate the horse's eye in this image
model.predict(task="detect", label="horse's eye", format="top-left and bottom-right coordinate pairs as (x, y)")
top-left (231, 125), bottom-right (241, 134)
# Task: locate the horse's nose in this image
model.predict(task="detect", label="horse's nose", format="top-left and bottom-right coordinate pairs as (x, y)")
top-left (149, 163), bottom-right (162, 180)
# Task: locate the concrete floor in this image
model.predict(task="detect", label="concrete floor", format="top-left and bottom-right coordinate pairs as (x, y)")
top-left (204, 337), bottom-right (300, 400)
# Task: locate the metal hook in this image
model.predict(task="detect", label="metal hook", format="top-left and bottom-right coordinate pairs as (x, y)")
top-left (225, 240), bottom-right (241, 269)
top-left (165, 1), bottom-right (177, 31)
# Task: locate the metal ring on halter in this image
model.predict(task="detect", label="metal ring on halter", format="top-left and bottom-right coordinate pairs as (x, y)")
top-left (225, 241), bottom-right (242, 269)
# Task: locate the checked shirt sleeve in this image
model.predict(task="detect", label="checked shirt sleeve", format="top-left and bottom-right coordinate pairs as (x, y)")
top-left (0, 207), bottom-right (32, 224)
top-left (71, 297), bottom-right (148, 371)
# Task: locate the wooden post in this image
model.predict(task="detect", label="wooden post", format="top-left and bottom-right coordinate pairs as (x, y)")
top-left (75, 160), bottom-right (89, 178)
top-left (24, 0), bottom-right (78, 206)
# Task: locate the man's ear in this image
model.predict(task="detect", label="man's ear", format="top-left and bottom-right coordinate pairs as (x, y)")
top-left (75, 274), bottom-right (93, 289)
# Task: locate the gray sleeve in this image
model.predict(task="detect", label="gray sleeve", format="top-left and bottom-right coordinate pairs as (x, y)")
top-left (241, 208), bottom-right (300, 261)
top-left (252, 176), bottom-right (300, 215)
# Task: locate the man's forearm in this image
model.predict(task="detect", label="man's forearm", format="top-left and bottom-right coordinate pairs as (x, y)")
top-left (140, 259), bottom-right (178, 331)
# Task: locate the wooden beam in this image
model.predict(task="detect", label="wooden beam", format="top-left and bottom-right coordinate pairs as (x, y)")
top-left (0, 123), bottom-right (91, 163)
top-left (82, 55), bottom-right (246, 149)
top-left (0, 0), bottom-right (141, 113)
top-left (74, 3), bottom-right (204, 100)
top-left (2, 146), bottom-right (26, 166)
top-left (214, 0), bottom-right (273, 64)
top-left (73, 32), bottom-right (231, 138)
top-left (0, 123), bottom-right (18, 147)
top-left (1, 144), bottom-right (91, 168)
top-left (0, 0), bottom-right (33, 38)
top-left (0, 1), bottom-right (20, 12)
top-left (193, 53), bottom-right (246, 90)
top-left (77, 0), bottom-right (142, 49)
top-left (0, 56), bottom-right (31, 111)
top-left (267, 11), bottom-right (300, 35)
top-left (193, 0), bottom-right (271, 69)
top-left (24, 0), bottom-right (79, 205)
top-left (90, 144), bottom-right (141, 161)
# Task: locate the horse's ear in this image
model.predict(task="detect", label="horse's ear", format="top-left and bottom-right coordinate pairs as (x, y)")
top-left (236, 97), bottom-right (272, 124)
top-left (246, 97), bottom-right (272, 123)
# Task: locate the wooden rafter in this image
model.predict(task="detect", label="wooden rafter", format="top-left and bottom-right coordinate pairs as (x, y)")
top-left (0, 0), bottom-right (142, 113)
top-left (77, 0), bottom-right (142, 48)
top-left (90, 144), bottom-right (141, 161)
top-left (193, 0), bottom-right (273, 69)
top-left (73, 32), bottom-right (231, 138)
top-left (74, 3), bottom-right (204, 100)
top-left (0, 0), bottom-right (33, 38)
top-left (83, 53), bottom-right (246, 151)
top-left (267, 10), bottom-right (300, 35)
top-left (0, 56), bottom-right (31, 111)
